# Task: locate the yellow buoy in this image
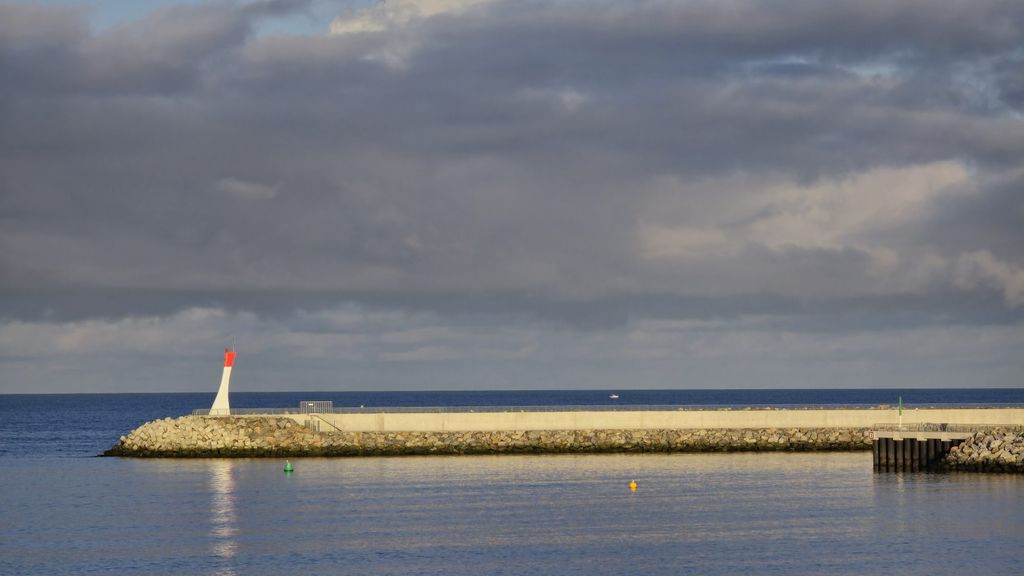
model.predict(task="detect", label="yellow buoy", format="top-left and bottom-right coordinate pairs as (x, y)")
top-left (629, 479), bottom-right (637, 492)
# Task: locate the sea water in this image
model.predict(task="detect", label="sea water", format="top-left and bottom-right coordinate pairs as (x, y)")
top-left (1, 391), bottom-right (1022, 575)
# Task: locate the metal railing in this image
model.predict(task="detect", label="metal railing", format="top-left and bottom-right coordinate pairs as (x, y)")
top-left (307, 413), bottom-right (345, 433)
top-left (300, 400), bottom-right (334, 413)
top-left (871, 423), bottom-right (1023, 433)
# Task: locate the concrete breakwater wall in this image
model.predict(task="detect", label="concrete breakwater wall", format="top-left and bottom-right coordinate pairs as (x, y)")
top-left (290, 407), bottom-right (1024, 432)
top-left (945, 428), bottom-right (1024, 472)
top-left (104, 416), bottom-right (873, 457)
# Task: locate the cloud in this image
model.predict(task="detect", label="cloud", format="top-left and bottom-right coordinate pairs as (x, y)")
top-left (955, 251), bottom-right (1024, 308)
top-left (638, 160), bottom-right (970, 257)
top-left (1, 0), bottom-right (1022, 390)
top-left (3, 0), bottom-right (1020, 317)
top-left (217, 177), bottom-right (280, 200)
top-left (329, 0), bottom-right (493, 34)
top-left (2, 304), bottom-right (1021, 392)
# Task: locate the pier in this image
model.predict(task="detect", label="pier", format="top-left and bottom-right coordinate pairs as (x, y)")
top-left (872, 424), bottom-right (1024, 473)
top-left (871, 425), bottom-right (975, 472)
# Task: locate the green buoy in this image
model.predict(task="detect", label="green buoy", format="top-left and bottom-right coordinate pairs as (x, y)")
top-left (284, 460), bottom-right (294, 473)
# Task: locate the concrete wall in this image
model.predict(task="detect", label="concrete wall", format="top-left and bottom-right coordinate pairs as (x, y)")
top-left (272, 408), bottom-right (1024, 433)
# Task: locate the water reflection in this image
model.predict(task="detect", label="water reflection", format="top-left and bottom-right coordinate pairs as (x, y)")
top-left (209, 460), bottom-right (237, 576)
top-left (5, 453), bottom-right (1021, 575)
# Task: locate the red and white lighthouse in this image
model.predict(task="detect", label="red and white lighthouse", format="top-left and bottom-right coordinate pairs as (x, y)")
top-left (210, 348), bottom-right (236, 415)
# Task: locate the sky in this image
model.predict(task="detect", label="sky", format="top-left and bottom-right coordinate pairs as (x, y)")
top-left (1, 0), bottom-right (1022, 393)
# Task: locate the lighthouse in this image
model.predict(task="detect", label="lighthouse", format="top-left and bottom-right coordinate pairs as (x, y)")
top-left (210, 348), bottom-right (236, 415)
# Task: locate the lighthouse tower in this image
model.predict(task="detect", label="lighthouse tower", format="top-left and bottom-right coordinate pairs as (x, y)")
top-left (210, 348), bottom-right (236, 415)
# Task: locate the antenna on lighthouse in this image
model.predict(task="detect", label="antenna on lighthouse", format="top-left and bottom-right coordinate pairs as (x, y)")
top-left (210, 347), bottom-right (236, 416)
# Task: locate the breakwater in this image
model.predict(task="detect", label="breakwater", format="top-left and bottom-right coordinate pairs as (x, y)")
top-left (104, 408), bottom-right (1024, 469)
top-left (945, 427), bottom-right (1024, 472)
top-left (105, 415), bottom-right (872, 457)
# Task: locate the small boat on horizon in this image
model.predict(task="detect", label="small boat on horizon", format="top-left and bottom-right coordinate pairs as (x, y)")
top-left (609, 394), bottom-right (619, 399)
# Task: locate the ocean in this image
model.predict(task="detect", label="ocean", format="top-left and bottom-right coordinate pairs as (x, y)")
top-left (1, 390), bottom-right (1022, 575)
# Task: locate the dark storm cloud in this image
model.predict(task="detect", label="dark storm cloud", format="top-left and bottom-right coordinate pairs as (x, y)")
top-left (1, 0), bottom-right (1022, 331)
